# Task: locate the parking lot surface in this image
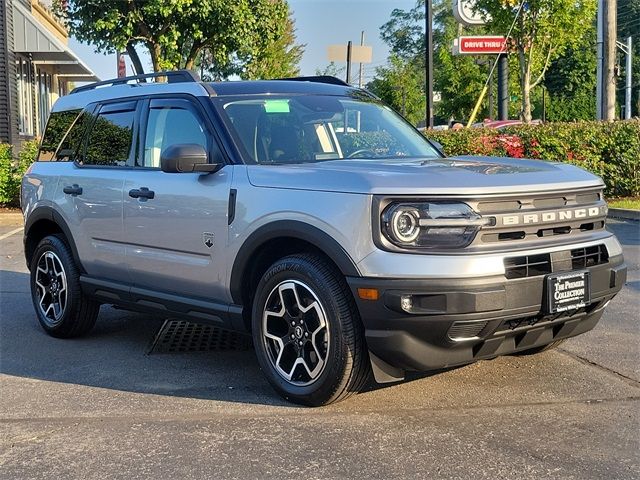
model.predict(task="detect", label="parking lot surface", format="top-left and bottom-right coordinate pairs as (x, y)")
top-left (1, 214), bottom-right (638, 479)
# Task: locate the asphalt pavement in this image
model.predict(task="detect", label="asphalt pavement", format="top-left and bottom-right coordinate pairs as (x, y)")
top-left (0, 213), bottom-right (638, 479)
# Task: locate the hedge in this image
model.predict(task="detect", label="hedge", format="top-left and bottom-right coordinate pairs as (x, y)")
top-left (1, 121), bottom-right (638, 205)
top-left (0, 140), bottom-right (39, 207)
top-left (426, 120), bottom-right (640, 197)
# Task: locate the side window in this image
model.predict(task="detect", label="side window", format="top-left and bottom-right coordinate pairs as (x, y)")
top-left (55, 112), bottom-right (89, 162)
top-left (38, 110), bottom-right (82, 161)
top-left (82, 108), bottom-right (135, 167)
top-left (142, 106), bottom-right (207, 168)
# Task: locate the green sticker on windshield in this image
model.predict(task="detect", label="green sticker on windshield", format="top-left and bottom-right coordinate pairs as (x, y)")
top-left (264, 99), bottom-right (290, 113)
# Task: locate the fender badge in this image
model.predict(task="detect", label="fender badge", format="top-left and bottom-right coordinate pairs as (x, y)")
top-left (203, 232), bottom-right (214, 249)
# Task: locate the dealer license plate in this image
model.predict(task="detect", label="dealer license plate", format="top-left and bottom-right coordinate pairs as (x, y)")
top-left (545, 270), bottom-right (591, 314)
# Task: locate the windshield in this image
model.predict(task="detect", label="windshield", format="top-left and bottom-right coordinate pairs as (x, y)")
top-left (214, 94), bottom-right (440, 164)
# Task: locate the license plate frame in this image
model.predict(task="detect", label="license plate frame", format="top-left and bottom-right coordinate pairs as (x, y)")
top-left (545, 270), bottom-right (591, 314)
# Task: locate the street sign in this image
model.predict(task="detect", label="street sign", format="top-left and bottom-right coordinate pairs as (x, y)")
top-left (454, 36), bottom-right (506, 55)
top-left (452, 0), bottom-right (488, 26)
top-left (327, 44), bottom-right (373, 63)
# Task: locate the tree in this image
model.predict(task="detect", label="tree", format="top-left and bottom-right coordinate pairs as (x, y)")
top-left (315, 62), bottom-right (346, 78)
top-left (55, 0), bottom-right (302, 78)
top-left (367, 56), bottom-right (425, 125)
top-left (378, 0), bottom-right (488, 123)
top-left (475, 0), bottom-right (597, 122)
top-left (617, 0), bottom-right (640, 117)
top-left (239, 8), bottom-right (304, 80)
top-left (544, 28), bottom-right (597, 121)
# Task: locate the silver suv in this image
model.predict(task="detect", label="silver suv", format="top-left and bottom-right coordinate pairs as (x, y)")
top-left (22, 71), bottom-right (626, 406)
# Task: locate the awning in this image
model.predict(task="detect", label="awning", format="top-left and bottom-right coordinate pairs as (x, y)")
top-left (13, 2), bottom-right (99, 82)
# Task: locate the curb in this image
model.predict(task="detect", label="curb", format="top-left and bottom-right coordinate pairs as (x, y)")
top-left (608, 208), bottom-right (640, 221)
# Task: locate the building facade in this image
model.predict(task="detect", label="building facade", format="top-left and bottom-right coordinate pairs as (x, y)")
top-left (0, 0), bottom-right (98, 146)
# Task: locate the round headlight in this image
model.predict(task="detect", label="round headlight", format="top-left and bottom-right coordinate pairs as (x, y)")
top-left (390, 207), bottom-right (420, 243)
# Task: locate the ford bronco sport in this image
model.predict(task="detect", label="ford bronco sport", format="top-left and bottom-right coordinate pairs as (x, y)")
top-left (21, 71), bottom-right (626, 406)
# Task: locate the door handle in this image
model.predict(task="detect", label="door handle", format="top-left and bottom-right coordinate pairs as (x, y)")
top-left (63, 184), bottom-right (83, 196)
top-left (129, 187), bottom-right (155, 200)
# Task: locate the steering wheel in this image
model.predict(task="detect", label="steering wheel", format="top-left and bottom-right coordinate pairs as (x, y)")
top-left (347, 149), bottom-right (377, 159)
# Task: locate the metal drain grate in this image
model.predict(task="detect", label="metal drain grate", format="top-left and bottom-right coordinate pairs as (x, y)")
top-left (148, 319), bottom-right (252, 354)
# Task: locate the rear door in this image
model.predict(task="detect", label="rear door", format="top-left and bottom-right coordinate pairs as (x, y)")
top-left (55, 101), bottom-right (139, 282)
top-left (122, 96), bottom-right (232, 301)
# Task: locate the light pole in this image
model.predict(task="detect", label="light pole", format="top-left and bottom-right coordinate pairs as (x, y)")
top-left (425, 0), bottom-right (433, 128)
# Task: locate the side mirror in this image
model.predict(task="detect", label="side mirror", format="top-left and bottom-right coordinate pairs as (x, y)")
top-left (160, 144), bottom-right (221, 173)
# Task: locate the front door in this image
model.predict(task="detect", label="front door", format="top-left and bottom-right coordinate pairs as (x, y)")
top-left (122, 97), bottom-right (232, 301)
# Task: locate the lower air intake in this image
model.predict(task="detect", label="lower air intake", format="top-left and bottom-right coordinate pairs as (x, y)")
top-left (447, 321), bottom-right (488, 341)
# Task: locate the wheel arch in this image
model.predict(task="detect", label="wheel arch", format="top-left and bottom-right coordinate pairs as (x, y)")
top-left (24, 207), bottom-right (83, 272)
top-left (229, 220), bottom-right (361, 328)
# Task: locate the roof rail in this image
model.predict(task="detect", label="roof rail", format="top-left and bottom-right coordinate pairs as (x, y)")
top-left (277, 76), bottom-right (351, 87)
top-left (70, 70), bottom-right (204, 95)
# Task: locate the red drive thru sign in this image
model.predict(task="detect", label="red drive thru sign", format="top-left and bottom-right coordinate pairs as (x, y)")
top-left (455, 36), bottom-right (506, 55)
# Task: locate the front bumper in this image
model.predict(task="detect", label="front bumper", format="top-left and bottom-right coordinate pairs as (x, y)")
top-left (347, 253), bottom-right (626, 376)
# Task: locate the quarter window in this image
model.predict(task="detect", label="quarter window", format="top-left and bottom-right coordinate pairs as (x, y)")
top-left (38, 110), bottom-right (82, 161)
top-left (142, 106), bottom-right (207, 168)
top-left (83, 109), bottom-right (135, 167)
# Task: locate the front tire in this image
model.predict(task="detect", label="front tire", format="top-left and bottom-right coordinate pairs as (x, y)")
top-left (252, 253), bottom-right (370, 406)
top-left (30, 235), bottom-right (100, 338)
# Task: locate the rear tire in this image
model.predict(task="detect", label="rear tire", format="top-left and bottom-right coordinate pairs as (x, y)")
top-left (514, 339), bottom-right (567, 356)
top-left (252, 253), bottom-right (370, 406)
top-left (29, 235), bottom-right (100, 338)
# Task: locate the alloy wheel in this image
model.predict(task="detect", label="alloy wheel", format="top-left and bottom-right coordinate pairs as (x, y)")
top-left (34, 251), bottom-right (68, 326)
top-left (262, 280), bottom-right (330, 386)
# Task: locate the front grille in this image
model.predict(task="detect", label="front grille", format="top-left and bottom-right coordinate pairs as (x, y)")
top-left (504, 244), bottom-right (609, 279)
top-left (504, 253), bottom-right (552, 279)
top-left (571, 245), bottom-right (609, 269)
top-left (466, 188), bottom-right (606, 247)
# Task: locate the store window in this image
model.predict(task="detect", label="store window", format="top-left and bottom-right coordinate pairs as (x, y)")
top-left (37, 69), bottom-right (53, 135)
top-left (16, 57), bottom-right (34, 136)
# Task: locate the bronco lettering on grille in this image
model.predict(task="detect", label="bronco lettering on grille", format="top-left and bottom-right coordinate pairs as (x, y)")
top-left (500, 206), bottom-right (603, 226)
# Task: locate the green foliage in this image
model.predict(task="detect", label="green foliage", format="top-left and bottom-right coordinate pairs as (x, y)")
top-left (367, 56), bottom-right (426, 126)
top-left (426, 120), bottom-right (640, 196)
top-left (617, 0), bottom-right (640, 117)
top-left (544, 28), bottom-right (597, 122)
top-left (0, 144), bottom-right (14, 206)
top-left (377, 0), bottom-right (496, 123)
top-left (315, 62), bottom-right (345, 78)
top-left (0, 140), bottom-right (39, 207)
top-left (433, 7), bottom-right (488, 122)
top-left (240, 9), bottom-right (304, 80)
top-left (56, 0), bottom-right (303, 79)
top-left (474, 0), bottom-right (597, 122)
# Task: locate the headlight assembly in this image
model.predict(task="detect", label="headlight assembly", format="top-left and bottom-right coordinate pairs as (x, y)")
top-left (381, 202), bottom-right (493, 249)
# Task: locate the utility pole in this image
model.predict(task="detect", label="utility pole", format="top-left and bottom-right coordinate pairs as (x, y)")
top-left (488, 59), bottom-right (494, 120)
top-left (497, 54), bottom-right (509, 120)
top-left (346, 41), bottom-right (353, 85)
top-left (358, 31), bottom-right (365, 88)
top-left (602, 0), bottom-right (617, 120)
top-left (425, 0), bottom-right (433, 128)
top-left (625, 36), bottom-right (633, 119)
top-left (596, 0), bottom-right (604, 119)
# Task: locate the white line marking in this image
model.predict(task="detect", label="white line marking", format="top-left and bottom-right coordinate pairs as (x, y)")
top-left (0, 226), bottom-right (24, 241)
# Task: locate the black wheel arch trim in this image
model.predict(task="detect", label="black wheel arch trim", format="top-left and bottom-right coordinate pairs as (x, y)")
top-left (229, 220), bottom-right (361, 304)
top-left (24, 206), bottom-right (84, 272)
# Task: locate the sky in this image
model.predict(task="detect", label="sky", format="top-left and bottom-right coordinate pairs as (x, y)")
top-left (68, 0), bottom-right (417, 83)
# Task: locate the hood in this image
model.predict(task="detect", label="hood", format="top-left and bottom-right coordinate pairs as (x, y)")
top-left (246, 156), bottom-right (604, 196)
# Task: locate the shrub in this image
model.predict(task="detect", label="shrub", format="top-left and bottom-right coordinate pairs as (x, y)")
top-left (426, 120), bottom-right (640, 197)
top-left (0, 139), bottom-right (40, 207)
